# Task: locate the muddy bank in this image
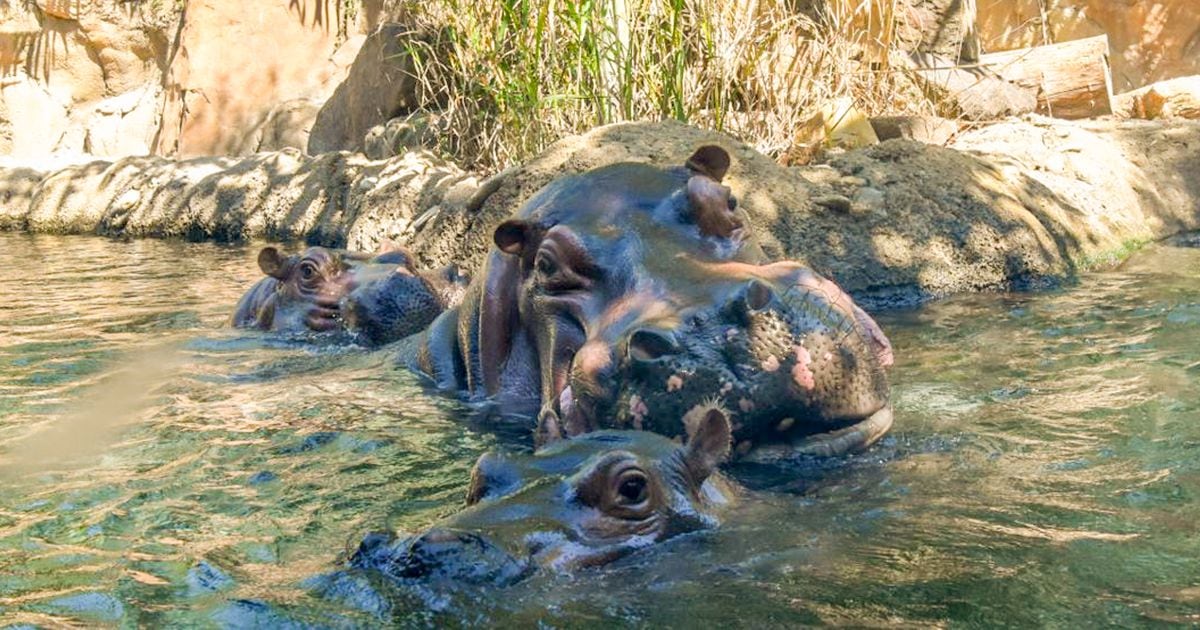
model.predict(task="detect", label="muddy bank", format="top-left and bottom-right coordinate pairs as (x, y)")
top-left (2, 116), bottom-right (1198, 306)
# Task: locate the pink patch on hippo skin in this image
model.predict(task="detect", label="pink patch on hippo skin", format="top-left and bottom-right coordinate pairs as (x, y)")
top-left (792, 345), bottom-right (816, 391)
top-left (667, 374), bottom-right (684, 392)
top-left (629, 394), bottom-right (649, 430)
top-left (761, 355), bottom-right (780, 372)
top-left (738, 398), bottom-right (755, 412)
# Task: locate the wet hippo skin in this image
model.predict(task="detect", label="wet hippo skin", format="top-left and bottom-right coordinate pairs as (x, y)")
top-left (400, 146), bottom-right (894, 459)
top-left (232, 242), bottom-right (466, 345)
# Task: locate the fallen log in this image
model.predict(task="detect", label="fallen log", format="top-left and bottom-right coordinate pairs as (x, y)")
top-left (979, 35), bottom-right (1114, 119)
top-left (900, 52), bottom-right (1038, 120)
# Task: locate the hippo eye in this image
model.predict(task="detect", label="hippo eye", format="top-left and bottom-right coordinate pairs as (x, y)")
top-left (615, 470), bottom-right (648, 505)
top-left (535, 253), bottom-right (558, 277)
top-left (298, 262), bottom-right (319, 281)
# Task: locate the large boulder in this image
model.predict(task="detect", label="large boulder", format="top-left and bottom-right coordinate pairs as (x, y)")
top-left (56, 85), bottom-right (162, 157)
top-left (398, 118), bottom-right (1200, 306)
top-left (306, 23), bottom-right (421, 155)
top-left (154, 0), bottom-right (361, 157)
top-left (0, 0), bottom-right (178, 156)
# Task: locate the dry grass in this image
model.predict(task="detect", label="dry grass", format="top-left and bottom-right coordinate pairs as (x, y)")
top-left (391, 0), bottom-right (936, 172)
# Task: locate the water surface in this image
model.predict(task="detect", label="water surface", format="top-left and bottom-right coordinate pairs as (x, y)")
top-left (1, 233), bottom-right (1198, 626)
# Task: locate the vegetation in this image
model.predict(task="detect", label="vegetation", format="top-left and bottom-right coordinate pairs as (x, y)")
top-left (391, 0), bottom-right (934, 172)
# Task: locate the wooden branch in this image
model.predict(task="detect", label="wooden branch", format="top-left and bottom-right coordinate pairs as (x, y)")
top-left (979, 35), bottom-right (1114, 119)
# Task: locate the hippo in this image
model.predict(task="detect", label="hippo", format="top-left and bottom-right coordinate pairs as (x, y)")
top-left (553, 261), bottom-right (895, 459)
top-left (402, 146), bottom-right (894, 458)
top-left (232, 243), bottom-right (466, 345)
top-left (334, 404), bottom-right (734, 595)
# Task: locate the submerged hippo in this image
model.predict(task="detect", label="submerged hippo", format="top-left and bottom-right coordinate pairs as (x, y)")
top-left (403, 146), bottom-right (893, 458)
top-left (232, 243), bottom-right (466, 345)
top-left (336, 405), bottom-right (734, 594)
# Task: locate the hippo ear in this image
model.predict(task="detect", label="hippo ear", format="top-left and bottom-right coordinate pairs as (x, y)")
top-left (686, 176), bottom-right (743, 240)
top-left (493, 220), bottom-right (537, 256)
top-left (534, 409), bottom-right (565, 449)
top-left (681, 407), bottom-right (732, 483)
top-left (685, 145), bottom-right (731, 182)
top-left (257, 247), bottom-right (292, 280)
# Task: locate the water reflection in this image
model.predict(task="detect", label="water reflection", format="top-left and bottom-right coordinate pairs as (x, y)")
top-left (0, 233), bottom-right (1198, 625)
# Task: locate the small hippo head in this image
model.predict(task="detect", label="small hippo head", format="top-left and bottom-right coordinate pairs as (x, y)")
top-left (347, 406), bottom-right (734, 588)
top-left (231, 243), bottom-right (463, 345)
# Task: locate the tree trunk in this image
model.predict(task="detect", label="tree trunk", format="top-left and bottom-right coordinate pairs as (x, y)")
top-left (979, 35), bottom-right (1114, 119)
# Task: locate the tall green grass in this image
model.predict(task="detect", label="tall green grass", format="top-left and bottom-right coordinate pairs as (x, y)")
top-left (392, 0), bottom-right (930, 172)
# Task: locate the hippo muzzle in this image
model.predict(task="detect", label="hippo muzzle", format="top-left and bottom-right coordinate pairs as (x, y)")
top-left (552, 262), bottom-right (894, 458)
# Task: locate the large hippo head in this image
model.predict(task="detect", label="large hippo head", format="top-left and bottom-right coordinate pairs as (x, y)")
top-left (553, 261), bottom-right (895, 459)
top-left (413, 145), bottom-right (892, 457)
top-left (342, 405), bottom-right (733, 590)
top-left (232, 243), bottom-right (465, 345)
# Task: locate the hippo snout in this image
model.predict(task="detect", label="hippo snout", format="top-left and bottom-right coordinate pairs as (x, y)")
top-left (351, 529), bottom-right (532, 587)
top-left (341, 269), bottom-right (445, 346)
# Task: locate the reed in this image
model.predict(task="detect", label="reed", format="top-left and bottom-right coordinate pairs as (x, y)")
top-left (393, 0), bottom-right (932, 172)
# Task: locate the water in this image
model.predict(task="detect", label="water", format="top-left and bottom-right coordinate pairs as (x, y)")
top-left (1, 232), bottom-right (1198, 627)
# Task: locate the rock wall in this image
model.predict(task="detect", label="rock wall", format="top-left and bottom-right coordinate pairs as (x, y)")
top-left (0, 0), bottom-right (177, 157)
top-left (0, 0), bottom-right (390, 161)
top-left (976, 0), bottom-right (1200, 92)
top-left (154, 0), bottom-right (365, 157)
top-left (3, 118), bottom-right (1198, 307)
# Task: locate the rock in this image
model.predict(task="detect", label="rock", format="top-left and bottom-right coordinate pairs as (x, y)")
top-left (812, 194), bottom-right (853, 214)
top-left (0, 167), bottom-right (44, 231)
top-left (247, 98), bottom-right (323, 154)
top-left (0, 1), bottom-right (179, 157)
top-left (363, 111), bottom-right (444, 160)
top-left (80, 85), bottom-right (162, 157)
top-left (35, 1), bottom-right (78, 20)
top-left (1, 146), bottom-right (471, 250)
top-left (891, 0), bottom-right (981, 62)
top-left (870, 116), bottom-right (959, 145)
top-left (0, 73), bottom-right (70, 157)
top-left (780, 99), bottom-right (879, 166)
top-left (307, 23), bottom-right (422, 155)
top-left (901, 52), bottom-right (1039, 120)
top-left (155, 0), bottom-right (358, 157)
top-left (851, 187), bottom-right (886, 215)
top-left (1117, 76), bottom-right (1200, 121)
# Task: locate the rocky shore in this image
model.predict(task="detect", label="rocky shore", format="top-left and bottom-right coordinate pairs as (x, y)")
top-left (3, 115), bottom-right (1197, 307)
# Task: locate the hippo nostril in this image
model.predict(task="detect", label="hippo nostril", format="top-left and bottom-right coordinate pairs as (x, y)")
top-left (419, 528), bottom-right (462, 544)
top-left (626, 329), bottom-right (680, 362)
top-left (744, 279), bottom-right (774, 311)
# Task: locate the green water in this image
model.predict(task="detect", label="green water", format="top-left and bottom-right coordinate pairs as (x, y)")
top-left (0, 233), bottom-right (1198, 627)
